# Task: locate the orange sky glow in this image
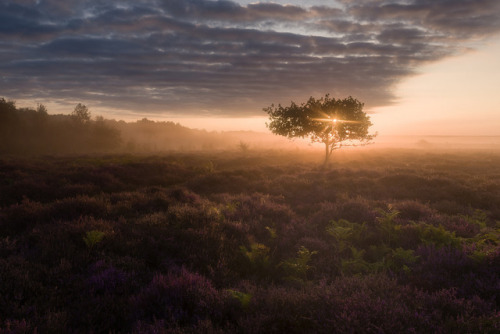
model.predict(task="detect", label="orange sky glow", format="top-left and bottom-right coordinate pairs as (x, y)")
top-left (63, 35), bottom-right (500, 138)
top-left (370, 36), bottom-right (500, 137)
top-left (4, 1), bottom-right (500, 139)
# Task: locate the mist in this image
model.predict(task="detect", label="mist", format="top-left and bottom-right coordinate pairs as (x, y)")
top-left (2, 97), bottom-right (500, 163)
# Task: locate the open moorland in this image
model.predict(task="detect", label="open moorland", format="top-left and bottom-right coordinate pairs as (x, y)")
top-left (1, 149), bottom-right (499, 333)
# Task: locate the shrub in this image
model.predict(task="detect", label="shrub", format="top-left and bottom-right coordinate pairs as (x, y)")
top-left (86, 260), bottom-right (129, 295)
top-left (1, 198), bottom-right (46, 233)
top-left (130, 267), bottom-right (228, 326)
top-left (48, 195), bottom-right (109, 221)
top-left (411, 245), bottom-right (475, 292)
top-left (0, 319), bottom-right (33, 334)
top-left (394, 200), bottom-right (435, 221)
top-left (312, 198), bottom-right (377, 229)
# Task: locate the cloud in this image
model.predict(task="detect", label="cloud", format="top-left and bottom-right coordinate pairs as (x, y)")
top-left (1, 0), bottom-right (500, 116)
top-left (159, 0), bottom-right (308, 23)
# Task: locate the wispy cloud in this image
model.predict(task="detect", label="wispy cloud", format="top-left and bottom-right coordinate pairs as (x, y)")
top-left (1, 0), bottom-right (499, 116)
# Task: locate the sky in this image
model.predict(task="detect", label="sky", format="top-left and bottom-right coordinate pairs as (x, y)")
top-left (1, 0), bottom-right (500, 136)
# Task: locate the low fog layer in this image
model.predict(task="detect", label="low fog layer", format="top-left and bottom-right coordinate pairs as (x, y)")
top-left (374, 135), bottom-right (500, 151)
top-left (2, 98), bottom-right (499, 157)
top-left (0, 98), bottom-right (296, 155)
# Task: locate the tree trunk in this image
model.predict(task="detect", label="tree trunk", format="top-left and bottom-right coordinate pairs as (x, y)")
top-left (324, 140), bottom-right (331, 166)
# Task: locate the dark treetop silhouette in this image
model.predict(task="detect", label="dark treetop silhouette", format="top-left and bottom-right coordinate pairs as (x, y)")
top-left (72, 103), bottom-right (91, 124)
top-left (264, 95), bottom-right (376, 164)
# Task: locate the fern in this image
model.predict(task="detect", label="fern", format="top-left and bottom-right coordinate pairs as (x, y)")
top-left (327, 219), bottom-right (366, 252)
top-left (279, 246), bottom-right (317, 282)
top-left (265, 226), bottom-right (277, 240)
top-left (240, 243), bottom-right (270, 271)
top-left (376, 208), bottom-right (401, 247)
top-left (227, 289), bottom-right (252, 310)
top-left (419, 224), bottom-right (461, 247)
top-left (386, 247), bottom-right (419, 274)
top-left (341, 246), bottom-right (372, 275)
top-left (83, 230), bottom-right (105, 249)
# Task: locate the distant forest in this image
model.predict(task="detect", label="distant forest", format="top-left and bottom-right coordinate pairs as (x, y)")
top-left (0, 98), bottom-right (252, 155)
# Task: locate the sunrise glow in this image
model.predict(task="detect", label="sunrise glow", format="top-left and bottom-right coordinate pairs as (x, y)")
top-left (2, 0), bottom-right (499, 141)
top-left (371, 36), bottom-right (500, 137)
top-left (3, 2), bottom-right (500, 332)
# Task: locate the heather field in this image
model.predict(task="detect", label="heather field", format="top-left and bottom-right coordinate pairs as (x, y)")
top-left (1, 149), bottom-right (499, 333)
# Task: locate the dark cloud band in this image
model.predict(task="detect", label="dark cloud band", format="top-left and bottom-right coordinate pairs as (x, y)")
top-left (1, 0), bottom-right (499, 116)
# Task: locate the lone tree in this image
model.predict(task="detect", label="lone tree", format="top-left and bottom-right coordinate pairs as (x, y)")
top-left (264, 95), bottom-right (376, 164)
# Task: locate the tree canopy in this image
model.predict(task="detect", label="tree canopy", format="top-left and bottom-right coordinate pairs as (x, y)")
top-left (72, 103), bottom-right (91, 123)
top-left (264, 95), bottom-right (376, 164)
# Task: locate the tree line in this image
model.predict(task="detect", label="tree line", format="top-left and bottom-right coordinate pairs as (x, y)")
top-left (0, 98), bottom-right (237, 155)
top-left (0, 98), bottom-right (121, 155)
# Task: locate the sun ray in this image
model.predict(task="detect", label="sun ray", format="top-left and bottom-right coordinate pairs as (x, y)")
top-left (313, 118), bottom-right (361, 124)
